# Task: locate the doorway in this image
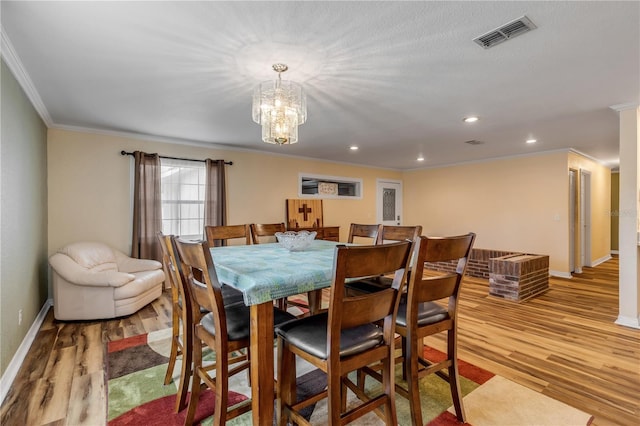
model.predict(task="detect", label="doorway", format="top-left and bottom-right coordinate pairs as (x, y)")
top-left (376, 179), bottom-right (402, 226)
top-left (569, 169), bottom-right (577, 272)
top-left (580, 170), bottom-right (592, 268)
top-left (570, 169), bottom-right (592, 274)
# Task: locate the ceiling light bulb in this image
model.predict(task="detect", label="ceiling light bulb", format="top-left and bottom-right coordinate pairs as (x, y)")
top-left (526, 139), bottom-right (537, 144)
top-left (417, 156), bottom-right (425, 161)
top-left (350, 146), bottom-right (359, 151)
top-left (463, 116), bottom-right (479, 123)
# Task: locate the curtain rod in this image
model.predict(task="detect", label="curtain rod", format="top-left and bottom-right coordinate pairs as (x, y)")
top-left (120, 150), bottom-right (232, 165)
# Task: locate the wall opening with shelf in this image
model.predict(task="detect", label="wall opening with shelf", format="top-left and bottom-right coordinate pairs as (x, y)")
top-left (299, 173), bottom-right (362, 199)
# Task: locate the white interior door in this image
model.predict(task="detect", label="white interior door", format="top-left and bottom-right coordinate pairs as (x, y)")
top-left (377, 180), bottom-right (402, 226)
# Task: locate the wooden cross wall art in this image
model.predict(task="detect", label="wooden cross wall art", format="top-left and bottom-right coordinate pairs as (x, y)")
top-left (286, 199), bottom-right (324, 229)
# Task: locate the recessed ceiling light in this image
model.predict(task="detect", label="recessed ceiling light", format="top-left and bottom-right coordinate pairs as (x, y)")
top-left (417, 155), bottom-right (425, 161)
top-left (526, 139), bottom-right (537, 144)
top-left (349, 146), bottom-right (358, 151)
top-left (463, 116), bottom-right (479, 123)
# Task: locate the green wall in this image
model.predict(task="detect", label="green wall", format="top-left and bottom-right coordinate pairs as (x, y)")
top-left (0, 60), bottom-right (48, 376)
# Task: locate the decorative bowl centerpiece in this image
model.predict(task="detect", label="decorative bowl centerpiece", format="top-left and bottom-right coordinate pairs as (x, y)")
top-left (275, 230), bottom-right (317, 251)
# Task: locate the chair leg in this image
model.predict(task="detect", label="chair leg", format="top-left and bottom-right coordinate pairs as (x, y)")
top-left (327, 366), bottom-right (342, 425)
top-left (277, 339), bottom-right (296, 426)
top-left (406, 336), bottom-right (423, 426)
top-left (340, 376), bottom-right (348, 412)
top-left (214, 344), bottom-right (229, 425)
top-left (448, 329), bottom-right (466, 423)
top-left (356, 368), bottom-right (366, 390)
top-left (381, 354), bottom-right (398, 426)
top-left (174, 324), bottom-right (192, 412)
top-left (401, 336), bottom-right (408, 381)
top-left (164, 315), bottom-right (180, 385)
top-left (184, 336), bottom-right (202, 426)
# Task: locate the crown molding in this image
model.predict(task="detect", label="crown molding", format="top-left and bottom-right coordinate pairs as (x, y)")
top-left (1, 27), bottom-right (53, 126)
top-left (609, 102), bottom-right (639, 112)
top-left (567, 148), bottom-right (614, 168)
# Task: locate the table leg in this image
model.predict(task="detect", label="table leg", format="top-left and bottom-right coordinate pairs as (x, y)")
top-left (250, 302), bottom-right (274, 425)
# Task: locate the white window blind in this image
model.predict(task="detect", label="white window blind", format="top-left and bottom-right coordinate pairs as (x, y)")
top-left (160, 158), bottom-right (206, 239)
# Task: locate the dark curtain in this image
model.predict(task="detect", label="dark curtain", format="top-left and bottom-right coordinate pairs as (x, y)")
top-left (204, 159), bottom-right (227, 238)
top-left (132, 151), bottom-right (162, 261)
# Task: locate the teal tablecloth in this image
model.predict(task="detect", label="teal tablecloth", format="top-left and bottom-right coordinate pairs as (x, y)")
top-left (210, 239), bottom-right (339, 306)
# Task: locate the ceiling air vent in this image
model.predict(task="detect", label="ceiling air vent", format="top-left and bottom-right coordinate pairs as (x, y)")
top-left (473, 15), bottom-right (537, 49)
top-left (464, 140), bottom-right (484, 145)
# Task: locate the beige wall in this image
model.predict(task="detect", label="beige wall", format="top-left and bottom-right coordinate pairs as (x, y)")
top-left (47, 129), bottom-right (402, 255)
top-left (48, 130), bottom-right (612, 277)
top-left (403, 152), bottom-right (572, 274)
top-left (568, 151), bottom-right (612, 265)
top-left (0, 60), bottom-right (48, 376)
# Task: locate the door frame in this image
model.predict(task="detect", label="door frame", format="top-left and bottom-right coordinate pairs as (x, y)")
top-left (376, 179), bottom-right (403, 225)
top-left (580, 169), bottom-right (592, 268)
top-left (569, 169), bottom-right (578, 273)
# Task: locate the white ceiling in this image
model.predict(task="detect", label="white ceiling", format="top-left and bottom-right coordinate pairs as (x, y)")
top-left (2, 1), bottom-right (638, 170)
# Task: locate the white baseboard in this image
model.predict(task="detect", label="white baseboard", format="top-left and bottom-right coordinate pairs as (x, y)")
top-left (549, 270), bottom-right (573, 278)
top-left (0, 298), bottom-right (52, 405)
top-left (615, 315), bottom-right (640, 329)
top-left (610, 250), bottom-right (619, 255)
top-left (591, 255), bottom-right (612, 267)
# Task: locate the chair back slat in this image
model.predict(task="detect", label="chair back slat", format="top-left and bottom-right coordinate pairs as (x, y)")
top-left (377, 225), bottom-right (422, 244)
top-left (341, 243), bottom-right (411, 278)
top-left (328, 241), bottom-right (412, 331)
top-left (205, 224), bottom-right (252, 247)
top-left (250, 222), bottom-right (286, 244)
top-left (415, 274), bottom-right (459, 302)
top-left (421, 236), bottom-right (474, 264)
top-left (341, 288), bottom-right (397, 329)
top-left (348, 223), bottom-right (382, 244)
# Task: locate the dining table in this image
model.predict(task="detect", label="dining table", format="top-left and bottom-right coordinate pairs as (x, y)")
top-left (210, 238), bottom-right (340, 425)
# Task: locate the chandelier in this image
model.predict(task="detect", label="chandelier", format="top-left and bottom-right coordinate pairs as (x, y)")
top-left (252, 64), bottom-right (307, 145)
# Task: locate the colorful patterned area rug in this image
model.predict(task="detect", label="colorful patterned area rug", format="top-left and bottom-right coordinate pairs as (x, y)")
top-left (107, 327), bottom-right (593, 426)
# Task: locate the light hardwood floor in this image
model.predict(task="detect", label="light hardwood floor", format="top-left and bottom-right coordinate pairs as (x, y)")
top-left (1, 256), bottom-right (637, 425)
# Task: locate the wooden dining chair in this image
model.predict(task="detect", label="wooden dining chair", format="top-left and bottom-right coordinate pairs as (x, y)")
top-left (345, 224), bottom-right (422, 295)
top-left (157, 232), bottom-right (245, 412)
top-left (250, 222), bottom-right (286, 244)
top-left (156, 232), bottom-right (192, 412)
top-left (173, 237), bottom-right (296, 425)
top-left (359, 233), bottom-right (476, 426)
top-left (347, 223), bottom-right (382, 244)
top-left (205, 224), bottom-right (252, 247)
top-left (275, 240), bottom-right (413, 426)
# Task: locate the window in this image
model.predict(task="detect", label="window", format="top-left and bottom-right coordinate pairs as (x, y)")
top-left (160, 158), bottom-right (205, 239)
top-left (299, 173), bottom-right (362, 199)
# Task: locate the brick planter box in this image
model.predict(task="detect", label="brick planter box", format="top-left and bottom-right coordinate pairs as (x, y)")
top-left (424, 248), bottom-right (519, 279)
top-left (488, 254), bottom-right (549, 302)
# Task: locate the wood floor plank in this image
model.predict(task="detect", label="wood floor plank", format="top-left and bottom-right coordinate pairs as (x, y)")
top-left (28, 346), bottom-right (76, 425)
top-left (73, 323), bottom-right (105, 377)
top-left (65, 370), bottom-right (106, 425)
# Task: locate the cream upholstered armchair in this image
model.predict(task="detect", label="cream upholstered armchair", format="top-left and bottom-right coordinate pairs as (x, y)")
top-left (49, 242), bottom-right (165, 320)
